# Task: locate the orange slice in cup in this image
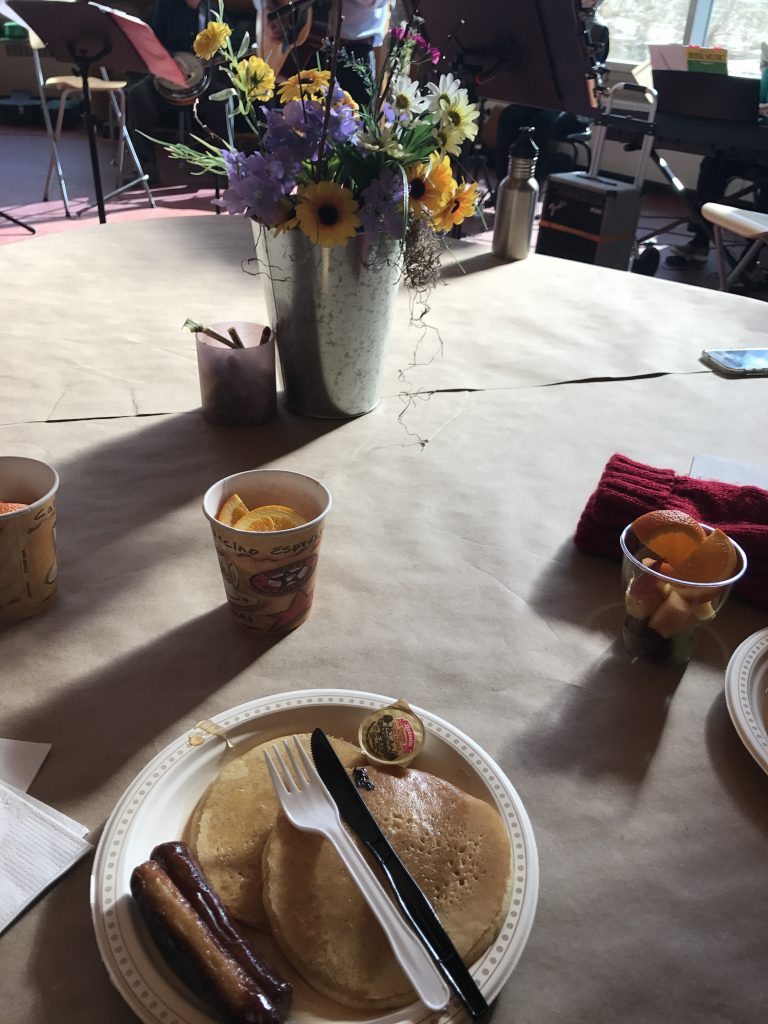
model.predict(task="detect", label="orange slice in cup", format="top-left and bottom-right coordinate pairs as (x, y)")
top-left (672, 528), bottom-right (738, 584)
top-left (234, 506), bottom-right (307, 532)
top-left (0, 502), bottom-right (27, 515)
top-left (217, 493), bottom-right (249, 526)
top-left (631, 509), bottom-right (706, 565)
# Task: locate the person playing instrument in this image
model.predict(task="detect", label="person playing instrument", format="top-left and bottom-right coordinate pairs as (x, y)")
top-left (332, 0), bottom-right (394, 106)
top-left (127, 0), bottom-right (237, 184)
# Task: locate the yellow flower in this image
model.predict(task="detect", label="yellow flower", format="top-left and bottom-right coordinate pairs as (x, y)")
top-left (295, 181), bottom-right (360, 247)
top-left (440, 94), bottom-right (480, 144)
top-left (333, 89), bottom-right (359, 111)
top-left (236, 55), bottom-right (275, 103)
top-left (407, 153), bottom-right (455, 218)
top-left (433, 123), bottom-right (464, 158)
top-left (193, 21), bottom-right (232, 61)
top-left (432, 181), bottom-right (479, 232)
top-left (278, 69), bottom-right (331, 103)
top-left (272, 197), bottom-right (298, 236)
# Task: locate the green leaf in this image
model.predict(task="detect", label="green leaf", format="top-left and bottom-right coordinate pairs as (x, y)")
top-left (237, 31), bottom-right (250, 59)
top-left (209, 88), bottom-right (237, 102)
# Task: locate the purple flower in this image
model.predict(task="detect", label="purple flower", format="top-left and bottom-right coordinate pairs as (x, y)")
top-left (219, 149), bottom-right (293, 225)
top-left (411, 32), bottom-right (441, 64)
top-left (360, 165), bottom-right (405, 243)
top-left (328, 83), bottom-right (361, 144)
top-left (381, 100), bottom-right (410, 126)
top-left (262, 100), bottom-right (325, 163)
top-left (389, 26), bottom-right (440, 65)
top-left (261, 94), bottom-right (360, 167)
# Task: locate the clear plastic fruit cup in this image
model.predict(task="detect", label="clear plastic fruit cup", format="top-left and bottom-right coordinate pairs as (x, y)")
top-left (620, 522), bottom-right (747, 664)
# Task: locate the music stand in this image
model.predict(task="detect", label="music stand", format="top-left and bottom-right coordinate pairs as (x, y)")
top-left (0, 210), bottom-right (36, 233)
top-left (418, 0), bottom-right (598, 116)
top-left (7, 0), bottom-right (186, 224)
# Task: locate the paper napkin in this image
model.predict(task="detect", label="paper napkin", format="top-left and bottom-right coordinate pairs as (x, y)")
top-left (0, 738), bottom-right (51, 792)
top-left (0, 780), bottom-right (92, 934)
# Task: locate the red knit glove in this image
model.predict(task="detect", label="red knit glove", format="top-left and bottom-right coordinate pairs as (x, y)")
top-left (575, 454), bottom-right (768, 611)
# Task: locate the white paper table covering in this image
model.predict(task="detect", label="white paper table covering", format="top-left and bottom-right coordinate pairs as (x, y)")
top-left (3, 217), bottom-right (767, 426)
top-left (1, 217), bottom-right (767, 1024)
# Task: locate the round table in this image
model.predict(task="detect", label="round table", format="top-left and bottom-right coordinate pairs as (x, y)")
top-left (2, 216), bottom-right (767, 1024)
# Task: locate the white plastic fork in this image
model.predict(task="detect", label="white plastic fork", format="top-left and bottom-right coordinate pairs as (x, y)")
top-left (264, 737), bottom-right (451, 1012)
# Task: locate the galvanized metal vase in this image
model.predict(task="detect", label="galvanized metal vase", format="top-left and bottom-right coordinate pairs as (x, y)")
top-left (253, 223), bottom-right (403, 419)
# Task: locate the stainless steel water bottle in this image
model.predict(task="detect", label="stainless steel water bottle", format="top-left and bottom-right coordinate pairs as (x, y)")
top-left (492, 127), bottom-right (539, 261)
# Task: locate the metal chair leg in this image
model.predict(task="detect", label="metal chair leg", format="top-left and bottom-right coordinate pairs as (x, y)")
top-left (115, 89), bottom-right (126, 188)
top-left (32, 48), bottom-right (72, 217)
top-left (713, 225), bottom-right (729, 291)
top-left (78, 68), bottom-right (157, 213)
top-left (726, 238), bottom-right (765, 290)
top-left (43, 88), bottom-right (71, 202)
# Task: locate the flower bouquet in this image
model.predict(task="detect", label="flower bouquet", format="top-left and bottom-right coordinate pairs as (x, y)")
top-left (164, 3), bottom-right (482, 418)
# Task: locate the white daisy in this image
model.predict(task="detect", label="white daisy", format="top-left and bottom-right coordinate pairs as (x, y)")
top-left (438, 93), bottom-right (480, 144)
top-left (359, 124), bottom-right (405, 159)
top-left (389, 75), bottom-right (429, 121)
top-left (432, 122), bottom-right (464, 158)
top-left (425, 73), bottom-right (464, 114)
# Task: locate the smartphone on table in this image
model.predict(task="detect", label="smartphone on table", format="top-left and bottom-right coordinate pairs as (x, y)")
top-left (700, 348), bottom-right (768, 378)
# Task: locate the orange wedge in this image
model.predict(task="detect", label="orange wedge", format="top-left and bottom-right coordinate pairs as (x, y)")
top-left (250, 505), bottom-right (307, 529)
top-left (217, 493), bottom-right (250, 525)
top-left (0, 501), bottom-right (27, 515)
top-left (672, 528), bottom-right (738, 584)
top-left (631, 509), bottom-right (706, 565)
top-left (233, 511), bottom-right (279, 531)
top-left (233, 508), bottom-right (307, 532)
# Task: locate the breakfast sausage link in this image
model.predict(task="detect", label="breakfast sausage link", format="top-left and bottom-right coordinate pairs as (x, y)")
top-left (151, 841), bottom-right (293, 1018)
top-left (130, 861), bottom-right (281, 1024)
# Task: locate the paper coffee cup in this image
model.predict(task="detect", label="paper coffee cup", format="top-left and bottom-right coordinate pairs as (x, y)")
top-left (0, 457), bottom-right (59, 624)
top-left (203, 469), bottom-right (332, 632)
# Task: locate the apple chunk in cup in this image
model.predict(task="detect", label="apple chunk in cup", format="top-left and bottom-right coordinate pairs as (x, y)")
top-left (203, 469), bottom-right (331, 632)
top-left (620, 514), bottom-right (747, 664)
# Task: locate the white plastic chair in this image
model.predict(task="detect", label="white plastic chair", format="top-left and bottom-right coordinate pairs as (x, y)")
top-left (701, 202), bottom-right (768, 292)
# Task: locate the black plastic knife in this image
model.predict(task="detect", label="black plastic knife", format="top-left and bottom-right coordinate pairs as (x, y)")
top-left (310, 727), bottom-right (489, 1020)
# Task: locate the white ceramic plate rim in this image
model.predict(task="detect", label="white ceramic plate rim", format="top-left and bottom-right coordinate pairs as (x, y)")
top-left (724, 627), bottom-right (768, 774)
top-left (90, 689), bottom-right (539, 1024)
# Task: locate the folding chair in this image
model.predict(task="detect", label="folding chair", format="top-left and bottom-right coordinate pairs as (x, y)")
top-left (28, 30), bottom-right (156, 215)
top-left (702, 202), bottom-right (768, 292)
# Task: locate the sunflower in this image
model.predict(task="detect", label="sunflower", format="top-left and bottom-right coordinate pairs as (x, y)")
top-left (236, 55), bottom-right (275, 103)
top-left (431, 181), bottom-right (479, 232)
top-left (193, 21), bottom-right (232, 61)
top-left (406, 153), bottom-right (455, 217)
top-left (278, 69), bottom-right (331, 103)
top-left (295, 181), bottom-right (361, 247)
top-left (272, 197), bottom-right (298, 235)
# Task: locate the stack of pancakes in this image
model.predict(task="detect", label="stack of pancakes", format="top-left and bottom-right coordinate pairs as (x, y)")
top-left (189, 733), bottom-right (512, 1011)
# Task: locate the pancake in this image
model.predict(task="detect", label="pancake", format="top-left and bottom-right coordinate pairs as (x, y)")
top-left (190, 732), bottom-right (364, 929)
top-left (262, 765), bottom-right (512, 1010)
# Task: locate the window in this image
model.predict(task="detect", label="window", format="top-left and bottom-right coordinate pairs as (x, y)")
top-left (599, 0), bottom-right (768, 73)
top-left (599, 0), bottom-right (691, 65)
top-left (707, 0), bottom-right (768, 68)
